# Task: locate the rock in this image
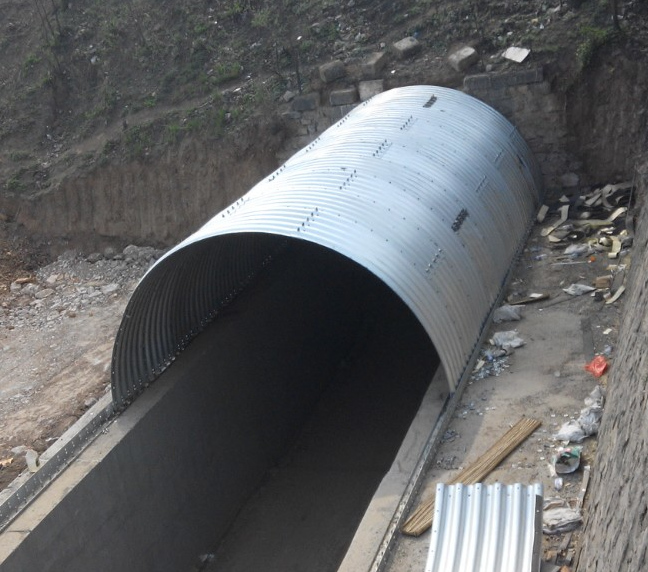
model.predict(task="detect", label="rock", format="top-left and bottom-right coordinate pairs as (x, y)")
top-left (392, 36), bottom-right (421, 60)
top-left (45, 274), bottom-right (59, 285)
top-left (9, 281), bottom-right (22, 293)
top-left (22, 283), bottom-right (40, 296)
top-left (25, 449), bottom-right (39, 472)
top-left (282, 90), bottom-right (296, 103)
top-left (101, 283), bottom-right (120, 295)
top-left (560, 172), bottom-right (580, 188)
top-left (281, 110), bottom-right (302, 120)
top-left (84, 397), bottom-right (98, 408)
top-left (123, 244), bottom-right (141, 259)
top-left (59, 250), bottom-right (78, 261)
top-left (103, 246), bottom-right (117, 259)
top-left (291, 93), bottom-right (320, 112)
top-left (319, 60), bottom-right (346, 83)
top-left (361, 52), bottom-right (387, 79)
top-left (358, 80), bottom-right (384, 101)
top-left (35, 288), bottom-right (55, 299)
top-left (330, 88), bottom-right (358, 106)
top-left (448, 46), bottom-right (479, 72)
top-left (87, 252), bottom-right (103, 263)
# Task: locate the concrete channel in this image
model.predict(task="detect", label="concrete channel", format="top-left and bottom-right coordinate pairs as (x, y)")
top-left (0, 241), bottom-right (447, 572)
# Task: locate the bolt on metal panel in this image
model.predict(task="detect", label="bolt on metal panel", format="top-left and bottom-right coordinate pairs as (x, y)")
top-left (111, 85), bottom-right (543, 410)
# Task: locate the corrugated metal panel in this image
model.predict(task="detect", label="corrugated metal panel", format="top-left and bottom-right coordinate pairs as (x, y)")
top-left (426, 483), bottom-right (543, 572)
top-left (111, 85), bottom-right (543, 409)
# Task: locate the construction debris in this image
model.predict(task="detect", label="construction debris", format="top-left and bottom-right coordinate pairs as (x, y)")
top-left (490, 330), bottom-right (525, 350)
top-left (493, 304), bottom-right (524, 323)
top-left (555, 386), bottom-right (605, 443)
top-left (543, 498), bottom-right (582, 535)
top-left (401, 417), bottom-right (541, 536)
top-left (584, 355), bottom-right (608, 377)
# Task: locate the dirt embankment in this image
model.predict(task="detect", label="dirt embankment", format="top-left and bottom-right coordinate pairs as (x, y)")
top-left (2, 120), bottom-right (287, 253)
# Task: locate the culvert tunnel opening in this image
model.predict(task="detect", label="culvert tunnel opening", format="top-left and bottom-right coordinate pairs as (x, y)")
top-left (150, 238), bottom-right (440, 572)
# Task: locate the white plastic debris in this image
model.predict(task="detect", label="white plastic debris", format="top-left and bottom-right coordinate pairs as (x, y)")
top-left (564, 243), bottom-right (591, 257)
top-left (543, 498), bottom-right (582, 534)
top-left (493, 304), bottom-right (524, 323)
top-left (563, 283), bottom-right (596, 296)
top-left (490, 330), bottom-right (525, 351)
top-left (555, 420), bottom-right (587, 443)
top-left (555, 386), bottom-right (606, 443)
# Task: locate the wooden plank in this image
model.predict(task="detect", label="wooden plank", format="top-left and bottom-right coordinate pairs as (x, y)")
top-left (577, 465), bottom-right (591, 509)
top-left (401, 417), bottom-right (541, 536)
top-left (508, 293), bottom-right (550, 305)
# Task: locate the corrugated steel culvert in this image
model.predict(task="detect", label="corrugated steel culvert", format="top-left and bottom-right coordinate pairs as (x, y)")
top-left (111, 85), bottom-right (543, 409)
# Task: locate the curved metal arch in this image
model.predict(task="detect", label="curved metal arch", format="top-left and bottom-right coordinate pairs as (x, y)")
top-left (111, 85), bottom-right (542, 410)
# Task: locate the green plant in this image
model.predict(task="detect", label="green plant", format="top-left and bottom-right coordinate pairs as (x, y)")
top-left (252, 8), bottom-right (272, 28)
top-left (576, 25), bottom-right (613, 70)
top-left (102, 138), bottom-right (118, 155)
top-left (164, 122), bottom-right (182, 143)
top-left (193, 21), bottom-right (209, 36)
top-left (23, 52), bottom-right (41, 70)
top-left (213, 62), bottom-right (242, 84)
top-left (5, 177), bottom-right (24, 191)
top-left (124, 125), bottom-right (152, 158)
top-left (142, 94), bottom-right (157, 108)
top-left (10, 151), bottom-right (32, 161)
top-left (224, 0), bottom-right (251, 18)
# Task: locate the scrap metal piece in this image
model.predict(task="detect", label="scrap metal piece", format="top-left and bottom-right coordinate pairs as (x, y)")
top-left (426, 482), bottom-right (543, 572)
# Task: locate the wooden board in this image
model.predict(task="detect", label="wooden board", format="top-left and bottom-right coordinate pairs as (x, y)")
top-left (401, 417), bottom-right (542, 537)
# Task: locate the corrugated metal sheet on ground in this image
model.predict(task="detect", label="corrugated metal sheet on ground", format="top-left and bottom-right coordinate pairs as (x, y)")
top-left (111, 85), bottom-right (543, 409)
top-left (426, 483), bottom-right (543, 572)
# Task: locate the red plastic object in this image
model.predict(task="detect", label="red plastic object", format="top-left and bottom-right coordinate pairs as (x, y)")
top-left (584, 355), bottom-right (608, 377)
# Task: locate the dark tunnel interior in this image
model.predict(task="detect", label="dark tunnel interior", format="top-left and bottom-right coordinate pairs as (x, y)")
top-left (105, 238), bottom-right (441, 572)
top-left (192, 239), bottom-right (441, 572)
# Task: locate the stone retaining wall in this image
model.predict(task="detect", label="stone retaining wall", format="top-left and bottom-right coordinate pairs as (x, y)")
top-left (577, 160), bottom-right (648, 571)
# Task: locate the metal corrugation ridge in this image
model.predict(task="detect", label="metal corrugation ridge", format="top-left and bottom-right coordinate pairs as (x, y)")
top-left (426, 483), bottom-right (544, 572)
top-left (111, 85), bottom-right (542, 408)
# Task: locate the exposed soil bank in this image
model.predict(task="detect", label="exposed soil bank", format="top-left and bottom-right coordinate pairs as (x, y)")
top-left (567, 46), bottom-right (648, 184)
top-left (2, 121), bottom-right (286, 252)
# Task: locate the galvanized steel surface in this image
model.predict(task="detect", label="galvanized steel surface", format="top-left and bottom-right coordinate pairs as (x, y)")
top-left (426, 483), bottom-right (543, 572)
top-left (111, 85), bottom-right (542, 409)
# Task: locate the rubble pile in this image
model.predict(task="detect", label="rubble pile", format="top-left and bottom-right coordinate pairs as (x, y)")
top-left (0, 245), bottom-right (164, 332)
